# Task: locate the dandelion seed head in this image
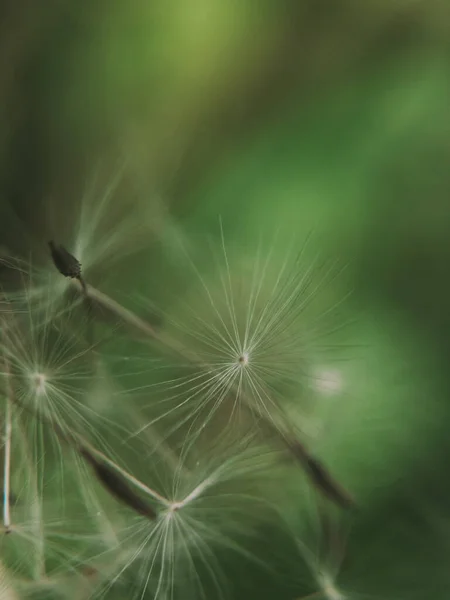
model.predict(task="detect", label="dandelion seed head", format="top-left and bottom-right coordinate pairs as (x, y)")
top-left (0, 285), bottom-right (116, 451)
top-left (100, 432), bottom-right (278, 599)
top-left (139, 227), bottom-right (350, 447)
top-left (237, 351), bottom-right (249, 366)
top-left (31, 372), bottom-right (48, 397)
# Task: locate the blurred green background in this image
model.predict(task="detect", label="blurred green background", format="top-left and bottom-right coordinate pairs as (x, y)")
top-left (1, 1), bottom-right (450, 598)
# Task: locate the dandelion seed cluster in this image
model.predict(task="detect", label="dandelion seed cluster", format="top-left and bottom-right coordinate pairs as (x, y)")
top-left (0, 218), bottom-right (356, 600)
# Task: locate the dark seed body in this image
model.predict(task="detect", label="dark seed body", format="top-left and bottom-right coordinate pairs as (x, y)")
top-left (287, 440), bottom-right (356, 510)
top-left (48, 241), bottom-right (82, 279)
top-left (80, 448), bottom-right (157, 520)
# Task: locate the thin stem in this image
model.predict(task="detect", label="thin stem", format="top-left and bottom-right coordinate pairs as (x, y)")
top-left (73, 280), bottom-right (157, 338)
top-left (3, 357), bottom-right (13, 533)
top-left (75, 435), bottom-right (170, 508)
top-left (169, 473), bottom-right (217, 511)
top-left (72, 279), bottom-right (201, 362)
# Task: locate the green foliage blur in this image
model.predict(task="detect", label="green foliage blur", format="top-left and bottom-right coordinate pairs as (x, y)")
top-left (1, 1), bottom-right (450, 599)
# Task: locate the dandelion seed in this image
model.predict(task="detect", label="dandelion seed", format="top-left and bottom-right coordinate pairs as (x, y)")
top-left (48, 241), bottom-right (82, 280)
top-left (0, 287), bottom-right (110, 447)
top-left (15, 163), bottom-right (171, 318)
top-left (48, 241), bottom-right (87, 294)
top-left (95, 431), bottom-right (277, 600)
top-left (128, 228), bottom-right (349, 458)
